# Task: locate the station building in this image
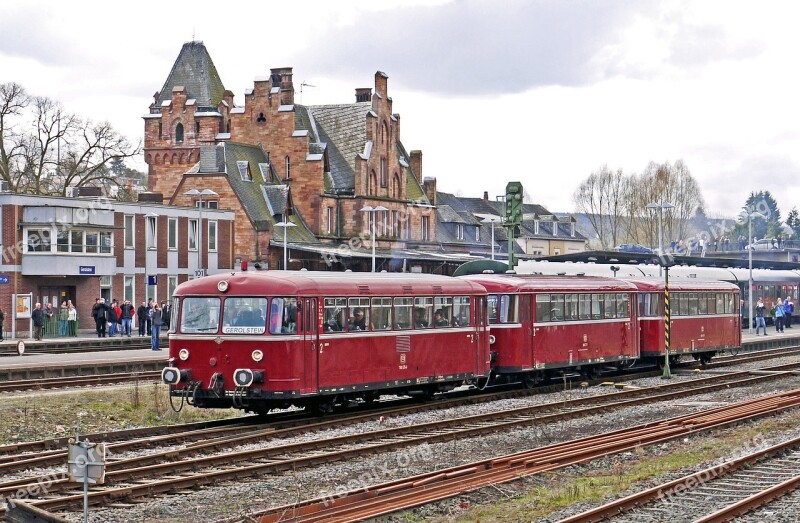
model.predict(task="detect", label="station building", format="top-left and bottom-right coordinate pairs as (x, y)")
top-left (0, 191), bottom-right (234, 332)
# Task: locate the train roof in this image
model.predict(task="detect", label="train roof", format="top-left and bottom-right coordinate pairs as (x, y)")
top-left (623, 278), bottom-right (740, 292)
top-left (173, 270), bottom-right (488, 297)
top-left (461, 274), bottom-right (638, 293)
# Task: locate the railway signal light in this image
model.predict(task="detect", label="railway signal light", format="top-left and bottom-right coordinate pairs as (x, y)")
top-left (504, 182), bottom-right (523, 226)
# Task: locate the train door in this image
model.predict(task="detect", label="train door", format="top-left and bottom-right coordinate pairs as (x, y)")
top-left (473, 294), bottom-right (487, 373)
top-left (302, 297), bottom-right (319, 394)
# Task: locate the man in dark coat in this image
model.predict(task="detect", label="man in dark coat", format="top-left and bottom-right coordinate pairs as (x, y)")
top-left (137, 301), bottom-right (148, 336)
top-left (31, 302), bottom-right (45, 341)
top-left (93, 298), bottom-right (108, 337)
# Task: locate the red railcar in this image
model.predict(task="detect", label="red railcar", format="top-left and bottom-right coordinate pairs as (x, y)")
top-left (628, 279), bottom-right (741, 364)
top-left (461, 274), bottom-right (639, 385)
top-left (162, 271), bottom-right (491, 413)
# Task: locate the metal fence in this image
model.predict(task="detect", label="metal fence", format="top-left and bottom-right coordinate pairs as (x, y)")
top-left (41, 308), bottom-right (80, 338)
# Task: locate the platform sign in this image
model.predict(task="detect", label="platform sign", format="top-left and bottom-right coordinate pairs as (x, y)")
top-left (79, 266), bottom-right (96, 275)
top-left (0, 275), bottom-right (8, 284)
top-left (147, 275), bottom-right (158, 285)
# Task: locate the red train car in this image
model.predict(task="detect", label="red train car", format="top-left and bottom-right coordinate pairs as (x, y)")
top-left (162, 271), bottom-right (491, 413)
top-left (628, 279), bottom-right (741, 364)
top-left (461, 274), bottom-right (640, 385)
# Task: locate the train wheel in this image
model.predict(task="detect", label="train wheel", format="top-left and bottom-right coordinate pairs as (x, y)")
top-left (581, 366), bottom-right (598, 381)
top-left (522, 373), bottom-right (539, 389)
top-left (311, 396), bottom-right (337, 415)
top-left (699, 354), bottom-right (713, 365)
top-left (362, 392), bottom-right (378, 406)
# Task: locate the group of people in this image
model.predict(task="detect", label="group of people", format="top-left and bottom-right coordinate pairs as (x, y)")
top-left (753, 296), bottom-right (794, 335)
top-left (28, 301), bottom-right (78, 341)
top-left (91, 298), bottom-right (171, 350)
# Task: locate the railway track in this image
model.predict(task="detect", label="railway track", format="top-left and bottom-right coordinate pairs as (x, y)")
top-left (561, 434), bottom-right (800, 522)
top-left (4, 361), bottom-right (800, 516)
top-left (0, 370), bottom-right (162, 392)
top-left (0, 339), bottom-right (154, 357)
top-left (247, 387), bottom-right (800, 522)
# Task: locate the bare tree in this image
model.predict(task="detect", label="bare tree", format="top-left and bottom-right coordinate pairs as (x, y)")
top-left (0, 82), bottom-right (141, 195)
top-left (572, 165), bottom-right (631, 249)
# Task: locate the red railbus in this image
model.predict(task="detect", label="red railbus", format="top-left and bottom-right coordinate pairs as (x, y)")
top-left (628, 279), bottom-right (741, 364)
top-left (461, 274), bottom-right (639, 386)
top-left (162, 271), bottom-right (491, 413)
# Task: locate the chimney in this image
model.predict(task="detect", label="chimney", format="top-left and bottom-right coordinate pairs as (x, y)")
top-left (374, 71), bottom-right (388, 99)
top-left (270, 67), bottom-right (294, 105)
top-left (355, 88), bottom-right (372, 103)
top-left (199, 146), bottom-right (219, 173)
top-left (422, 177), bottom-right (437, 206)
top-left (409, 150), bottom-right (422, 179)
top-left (483, 191), bottom-right (489, 201)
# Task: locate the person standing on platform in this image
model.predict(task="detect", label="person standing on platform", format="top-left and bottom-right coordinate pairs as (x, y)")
top-left (161, 301), bottom-right (171, 331)
top-left (120, 300), bottom-right (134, 337)
top-left (137, 301), bottom-right (148, 336)
top-left (775, 298), bottom-right (785, 333)
top-left (0, 306), bottom-right (4, 341)
top-left (755, 298), bottom-right (767, 335)
top-left (785, 297), bottom-right (794, 328)
top-left (93, 298), bottom-right (108, 338)
top-left (67, 302), bottom-right (77, 336)
top-left (107, 301), bottom-right (119, 337)
top-left (146, 298), bottom-right (154, 336)
top-left (150, 302), bottom-right (163, 350)
top-left (58, 301), bottom-right (68, 337)
top-left (31, 302), bottom-right (45, 341)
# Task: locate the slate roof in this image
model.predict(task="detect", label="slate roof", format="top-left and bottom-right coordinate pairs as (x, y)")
top-left (156, 41), bottom-right (225, 111)
top-left (301, 103), bottom-right (372, 192)
top-left (192, 142), bottom-right (317, 243)
top-left (397, 141), bottom-right (428, 204)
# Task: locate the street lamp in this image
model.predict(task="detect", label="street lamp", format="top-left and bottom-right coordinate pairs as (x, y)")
top-left (360, 205), bottom-right (388, 272)
top-left (481, 216), bottom-right (501, 260)
top-left (740, 208), bottom-right (766, 333)
top-left (274, 219), bottom-right (296, 271)
top-left (646, 202), bottom-right (675, 255)
top-left (184, 188), bottom-right (218, 277)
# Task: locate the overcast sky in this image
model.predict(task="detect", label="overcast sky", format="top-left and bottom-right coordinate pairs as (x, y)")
top-left (2, 0), bottom-right (798, 218)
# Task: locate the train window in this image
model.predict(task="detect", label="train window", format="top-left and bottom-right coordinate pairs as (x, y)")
top-left (688, 293), bottom-right (699, 315)
top-left (180, 297), bottom-right (220, 333)
top-left (725, 294), bottom-right (734, 314)
top-left (698, 293), bottom-right (708, 315)
top-left (224, 297), bottom-right (268, 334)
top-left (347, 297), bottom-right (371, 332)
top-left (708, 294), bottom-right (717, 314)
top-left (487, 295), bottom-right (499, 323)
top-left (324, 298), bottom-right (346, 332)
top-left (413, 297), bottom-right (433, 328)
top-left (488, 295), bottom-right (514, 324)
top-left (433, 297), bottom-right (453, 327)
top-left (678, 293), bottom-right (689, 316)
top-left (603, 293), bottom-right (616, 319)
top-left (579, 294), bottom-right (591, 320)
top-left (591, 294), bottom-right (602, 320)
top-left (394, 297), bottom-right (413, 329)
top-left (170, 297), bottom-right (179, 333)
top-left (372, 297), bottom-right (392, 330)
top-left (535, 294), bottom-right (551, 323)
top-left (453, 296), bottom-right (472, 326)
top-left (616, 293), bottom-right (628, 318)
top-left (549, 294), bottom-right (565, 321)
top-left (268, 297), bottom-right (297, 335)
top-left (564, 294), bottom-right (578, 321)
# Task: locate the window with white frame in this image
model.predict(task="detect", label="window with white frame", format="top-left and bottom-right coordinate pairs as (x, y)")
top-left (26, 229), bottom-right (51, 252)
top-left (167, 275), bottom-right (178, 301)
top-left (100, 231), bottom-right (112, 253)
top-left (146, 215), bottom-right (157, 249)
top-left (124, 275), bottom-right (134, 303)
top-left (208, 221), bottom-right (218, 252)
top-left (404, 214), bottom-right (411, 240)
top-left (168, 218), bottom-right (177, 249)
top-left (456, 224), bottom-right (464, 240)
top-left (188, 219), bottom-right (198, 251)
top-left (475, 226), bottom-right (480, 242)
top-left (422, 216), bottom-right (430, 241)
top-left (124, 215), bottom-right (134, 248)
top-left (85, 232), bottom-right (99, 253)
top-left (146, 281), bottom-right (156, 304)
top-left (326, 207), bottom-right (333, 234)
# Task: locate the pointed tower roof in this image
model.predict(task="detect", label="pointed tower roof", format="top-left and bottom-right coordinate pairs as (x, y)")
top-left (156, 41), bottom-right (225, 110)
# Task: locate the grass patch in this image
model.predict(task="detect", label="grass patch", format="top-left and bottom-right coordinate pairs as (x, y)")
top-left (0, 382), bottom-right (237, 444)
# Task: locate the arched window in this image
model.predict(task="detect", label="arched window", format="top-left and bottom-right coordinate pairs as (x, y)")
top-left (195, 122), bottom-right (200, 136)
top-left (285, 156), bottom-right (291, 180)
top-left (175, 123), bottom-right (184, 143)
top-left (227, 121), bottom-right (231, 133)
top-left (392, 173), bottom-right (401, 199)
top-left (369, 170), bottom-right (378, 194)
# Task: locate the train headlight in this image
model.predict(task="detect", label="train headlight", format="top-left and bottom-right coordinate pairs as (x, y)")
top-left (162, 367), bottom-right (190, 385)
top-left (217, 280), bottom-right (229, 292)
top-left (489, 334), bottom-right (496, 345)
top-left (179, 348), bottom-right (190, 361)
top-left (252, 349), bottom-right (264, 362)
top-left (234, 368), bottom-right (254, 387)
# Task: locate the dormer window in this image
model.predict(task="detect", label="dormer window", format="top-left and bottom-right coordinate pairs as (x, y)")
top-left (534, 220), bottom-right (539, 235)
top-left (175, 123), bottom-right (184, 143)
top-left (456, 224), bottom-right (464, 240)
top-left (237, 161), bottom-right (252, 182)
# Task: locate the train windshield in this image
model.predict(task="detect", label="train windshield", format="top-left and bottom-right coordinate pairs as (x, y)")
top-left (223, 297), bottom-right (268, 334)
top-left (180, 297), bottom-right (221, 333)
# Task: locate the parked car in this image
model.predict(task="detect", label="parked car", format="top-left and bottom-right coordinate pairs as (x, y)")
top-left (615, 243), bottom-right (654, 254)
top-left (746, 239), bottom-right (775, 250)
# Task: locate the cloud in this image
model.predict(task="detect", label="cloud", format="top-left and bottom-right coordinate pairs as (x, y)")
top-left (0, 5), bottom-right (81, 65)
top-left (293, 0), bottom-right (656, 95)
